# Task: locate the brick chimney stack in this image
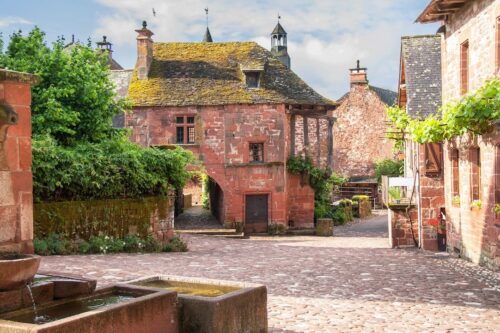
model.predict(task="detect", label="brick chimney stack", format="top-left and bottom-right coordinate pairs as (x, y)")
top-left (349, 60), bottom-right (368, 86)
top-left (135, 21), bottom-right (154, 80)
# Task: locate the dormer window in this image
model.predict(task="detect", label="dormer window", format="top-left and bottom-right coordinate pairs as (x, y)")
top-left (245, 72), bottom-right (261, 88)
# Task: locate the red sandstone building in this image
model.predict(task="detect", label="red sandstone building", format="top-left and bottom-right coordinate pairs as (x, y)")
top-left (113, 21), bottom-right (337, 233)
top-left (393, 0), bottom-right (499, 270)
top-left (334, 62), bottom-right (397, 206)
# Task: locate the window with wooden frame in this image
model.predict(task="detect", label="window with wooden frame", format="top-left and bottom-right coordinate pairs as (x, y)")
top-left (423, 143), bottom-right (443, 175)
top-left (451, 148), bottom-right (460, 197)
top-left (175, 115), bottom-right (195, 144)
top-left (495, 146), bottom-right (500, 218)
top-left (249, 143), bottom-right (264, 163)
top-left (470, 147), bottom-right (481, 202)
top-left (460, 40), bottom-right (469, 95)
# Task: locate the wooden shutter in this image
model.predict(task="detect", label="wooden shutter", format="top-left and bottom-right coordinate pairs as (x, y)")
top-left (470, 147), bottom-right (481, 201)
top-left (423, 143), bottom-right (442, 175)
top-left (451, 149), bottom-right (460, 196)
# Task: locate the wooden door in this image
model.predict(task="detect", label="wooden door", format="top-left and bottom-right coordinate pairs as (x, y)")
top-left (245, 195), bottom-right (268, 233)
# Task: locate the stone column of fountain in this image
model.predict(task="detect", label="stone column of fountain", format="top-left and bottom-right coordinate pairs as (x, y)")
top-left (0, 69), bottom-right (41, 311)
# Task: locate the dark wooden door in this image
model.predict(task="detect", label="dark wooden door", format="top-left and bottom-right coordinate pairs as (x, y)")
top-left (245, 195), bottom-right (268, 233)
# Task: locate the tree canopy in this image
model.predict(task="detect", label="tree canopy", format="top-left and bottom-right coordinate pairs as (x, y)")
top-left (1, 28), bottom-right (195, 201)
top-left (0, 27), bottom-right (127, 145)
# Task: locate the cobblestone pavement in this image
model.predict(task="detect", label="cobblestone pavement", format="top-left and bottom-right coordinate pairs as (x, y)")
top-left (41, 215), bottom-right (499, 332)
top-left (174, 206), bottom-right (223, 230)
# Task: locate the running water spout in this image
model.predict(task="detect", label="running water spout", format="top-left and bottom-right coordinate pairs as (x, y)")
top-left (25, 283), bottom-right (40, 322)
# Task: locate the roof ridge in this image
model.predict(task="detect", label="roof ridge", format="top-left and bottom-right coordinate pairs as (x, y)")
top-left (401, 34), bottom-right (440, 39)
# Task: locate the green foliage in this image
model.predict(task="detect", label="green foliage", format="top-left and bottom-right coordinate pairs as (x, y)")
top-left (495, 204), bottom-right (500, 214)
top-left (314, 200), bottom-right (353, 225)
top-left (32, 135), bottom-right (194, 201)
top-left (388, 187), bottom-right (401, 201)
top-left (33, 233), bottom-right (70, 255)
top-left (287, 155), bottom-right (346, 202)
top-left (352, 195), bottom-right (369, 202)
top-left (374, 159), bottom-right (404, 183)
top-left (387, 78), bottom-right (500, 144)
top-left (470, 200), bottom-right (482, 210)
top-left (0, 28), bottom-right (128, 145)
top-left (162, 235), bottom-right (189, 252)
top-left (386, 105), bottom-right (411, 151)
top-left (33, 233), bottom-right (186, 255)
top-left (201, 174), bottom-right (210, 210)
top-left (267, 223), bottom-right (286, 236)
top-left (452, 195), bottom-right (461, 206)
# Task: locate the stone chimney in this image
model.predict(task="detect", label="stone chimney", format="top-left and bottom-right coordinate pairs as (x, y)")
top-left (135, 21), bottom-right (154, 80)
top-left (349, 60), bottom-right (368, 86)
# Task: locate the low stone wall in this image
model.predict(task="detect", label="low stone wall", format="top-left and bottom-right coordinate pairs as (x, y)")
top-left (34, 196), bottom-right (174, 242)
top-left (389, 206), bottom-right (418, 248)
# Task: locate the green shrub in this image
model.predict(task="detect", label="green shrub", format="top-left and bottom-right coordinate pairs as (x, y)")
top-left (33, 233), bottom-right (173, 255)
top-left (123, 235), bottom-right (143, 253)
top-left (352, 195), bottom-right (369, 202)
top-left (162, 236), bottom-right (188, 252)
top-left (374, 159), bottom-right (404, 183)
top-left (34, 233), bottom-right (71, 255)
top-left (33, 239), bottom-right (49, 256)
top-left (32, 135), bottom-right (195, 202)
top-left (267, 223), bottom-right (286, 236)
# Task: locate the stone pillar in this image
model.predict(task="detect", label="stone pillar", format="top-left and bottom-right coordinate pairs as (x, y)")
top-left (0, 69), bottom-right (37, 254)
top-left (316, 218), bottom-right (334, 236)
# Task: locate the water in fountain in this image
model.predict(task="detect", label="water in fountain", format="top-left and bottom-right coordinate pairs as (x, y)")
top-left (25, 283), bottom-right (50, 324)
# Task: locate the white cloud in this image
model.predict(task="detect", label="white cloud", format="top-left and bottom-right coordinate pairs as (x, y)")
top-left (94, 0), bottom-right (438, 99)
top-left (0, 16), bottom-right (33, 28)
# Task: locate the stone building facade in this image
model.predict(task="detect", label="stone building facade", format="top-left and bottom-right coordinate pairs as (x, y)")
top-left (0, 69), bottom-right (37, 254)
top-left (417, 0), bottom-right (499, 269)
top-left (114, 22), bottom-right (336, 232)
top-left (394, 35), bottom-right (445, 251)
top-left (333, 62), bottom-right (396, 178)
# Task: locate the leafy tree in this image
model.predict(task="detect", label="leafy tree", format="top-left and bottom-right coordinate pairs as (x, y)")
top-left (0, 27), bottom-right (127, 145)
top-left (1, 28), bottom-right (195, 201)
top-left (374, 159), bottom-right (403, 183)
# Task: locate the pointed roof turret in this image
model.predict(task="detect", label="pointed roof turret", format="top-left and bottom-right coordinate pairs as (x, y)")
top-left (202, 7), bottom-right (213, 42)
top-left (203, 27), bottom-right (213, 43)
top-left (272, 22), bottom-right (287, 35)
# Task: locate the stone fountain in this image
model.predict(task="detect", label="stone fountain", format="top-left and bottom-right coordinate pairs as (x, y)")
top-left (0, 69), bottom-right (267, 332)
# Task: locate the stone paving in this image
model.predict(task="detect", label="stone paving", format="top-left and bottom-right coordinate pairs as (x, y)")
top-left (174, 206), bottom-right (223, 230)
top-left (40, 214), bottom-right (500, 332)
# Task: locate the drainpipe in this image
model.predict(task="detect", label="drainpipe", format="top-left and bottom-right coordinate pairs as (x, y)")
top-left (416, 143), bottom-right (423, 248)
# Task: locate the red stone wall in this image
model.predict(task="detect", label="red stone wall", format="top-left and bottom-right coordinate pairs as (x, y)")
top-left (292, 115), bottom-right (332, 169)
top-left (0, 70), bottom-right (36, 254)
top-left (287, 173), bottom-right (315, 229)
top-left (389, 208), bottom-right (418, 248)
top-left (126, 103), bottom-right (316, 229)
top-left (333, 84), bottom-right (393, 178)
top-left (444, 131), bottom-right (499, 270)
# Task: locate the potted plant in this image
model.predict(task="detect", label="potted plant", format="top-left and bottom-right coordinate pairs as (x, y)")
top-left (470, 199), bottom-right (482, 212)
top-left (495, 204), bottom-right (500, 219)
top-left (452, 195), bottom-right (460, 207)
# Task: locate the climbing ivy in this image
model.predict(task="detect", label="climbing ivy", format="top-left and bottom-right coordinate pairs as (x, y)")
top-left (287, 155), bottom-right (346, 202)
top-left (387, 78), bottom-right (500, 144)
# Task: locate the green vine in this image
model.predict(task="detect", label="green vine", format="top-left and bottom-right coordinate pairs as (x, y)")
top-left (387, 78), bottom-right (499, 144)
top-left (287, 155), bottom-right (346, 202)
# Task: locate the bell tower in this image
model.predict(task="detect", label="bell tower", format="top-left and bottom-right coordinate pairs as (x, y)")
top-left (271, 15), bottom-right (290, 68)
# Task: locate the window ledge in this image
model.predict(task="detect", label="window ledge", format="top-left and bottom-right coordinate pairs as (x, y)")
top-left (225, 162), bottom-right (284, 168)
top-left (175, 143), bottom-right (200, 148)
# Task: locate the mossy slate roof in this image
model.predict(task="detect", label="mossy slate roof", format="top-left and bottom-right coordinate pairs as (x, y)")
top-left (127, 42), bottom-right (334, 107)
top-left (401, 35), bottom-right (442, 119)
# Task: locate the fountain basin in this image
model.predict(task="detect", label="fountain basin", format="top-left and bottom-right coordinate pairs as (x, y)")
top-left (0, 285), bottom-right (179, 333)
top-left (128, 275), bottom-right (268, 333)
top-left (0, 254), bottom-right (41, 291)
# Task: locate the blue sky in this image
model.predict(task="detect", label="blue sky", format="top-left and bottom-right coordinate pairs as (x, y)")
top-left (0, 0), bottom-right (438, 99)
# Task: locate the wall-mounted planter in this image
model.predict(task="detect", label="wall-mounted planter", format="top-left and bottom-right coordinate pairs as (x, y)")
top-left (127, 275), bottom-right (268, 333)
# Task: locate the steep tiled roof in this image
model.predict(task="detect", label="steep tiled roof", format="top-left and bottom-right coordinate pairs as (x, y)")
top-left (127, 42), bottom-right (334, 107)
top-left (338, 85), bottom-right (397, 106)
top-left (401, 35), bottom-right (442, 119)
